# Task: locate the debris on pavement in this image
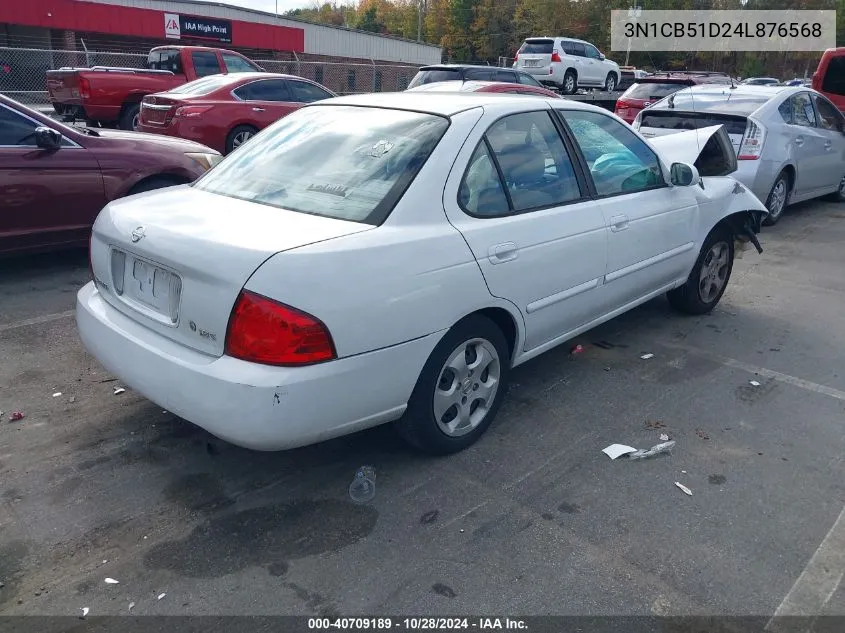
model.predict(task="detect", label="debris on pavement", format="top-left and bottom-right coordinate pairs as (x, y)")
top-left (128, 602), bottom-right (135, 611)
top-left (695, 429), bottom-right (711, 440)
top-left (659, 433), bottom-right (670, 442)
top-left (157, 593), bottom-right (167, 600)
top-left (628, 441), bottom-right (676, 460)
top-left (602, 444), bottom-right (638, 460)
top-left (69, 396), bottom-right (76, 403)
top-left (645, 420), bottom-right (666, 429)
top-left (104, 578), bottom-right (119, 584)
top-left (80, 607), bottom-right (89, 618)
top-left (750, 380), bottom-right (761, 387)
top-left (674, 482), bottom-right (693, 496)
top-left (52, 392), bottom-right (62, 397)
top-left (570, 344), bottom-right (584, 358)
top-left (349, 466), bottom-right (376, 503)
top-left (640, 353), bottom-right (654, 360)
top-left (113, 387), bottom-right (126, 395)
top-left (8, 411), bottom-right (24, 422)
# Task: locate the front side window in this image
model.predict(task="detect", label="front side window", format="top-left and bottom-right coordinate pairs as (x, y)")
top-left (459, 111), bottom-right (582, 217)
top-left (0, 104), bottom-right (37, 145)
top-left (812, 94), bottom-right (844, 132)
top-left (191, 52), bottom-right (221, 78)
top-left (194, 106), bottom-right (448, 225)
top-left (788, 93), bottom-right (817, 127)
top-left (562, 109), bottom-right (664, 196)
top-left (585, 45), bottom-right (601, 60)
top-left (222, 53), bottom-right (259, 73)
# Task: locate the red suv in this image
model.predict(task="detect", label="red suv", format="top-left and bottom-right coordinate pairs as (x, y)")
top-left (812, 48), bottom-right (845, 112)
top-left (614, 71), bottom-right (732, 124)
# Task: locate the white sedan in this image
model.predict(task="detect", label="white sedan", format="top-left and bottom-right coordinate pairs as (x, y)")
top-left (77, 93), bottom-right (768, 453)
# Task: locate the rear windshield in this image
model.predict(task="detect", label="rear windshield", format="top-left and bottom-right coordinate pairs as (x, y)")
top-left (408, 69), bottom-right (462, 88)
top-left (519, 39), bottom-right (554, 54)
top-left (147, 49), bottom-right (182, 73)
top-left (639, 111), bottom-right (748, 135)
top-left (624, 82), bottom-right (688, 100)
top-left (193, 106), bottom-right (449, 225)
top-left (166, 75), bottom-right (236, 96)
top-left (651, 91), bottom-right (770, 116)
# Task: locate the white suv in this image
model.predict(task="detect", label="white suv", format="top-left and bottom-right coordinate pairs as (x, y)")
top-left (514, 37), bottom-right (620, 94)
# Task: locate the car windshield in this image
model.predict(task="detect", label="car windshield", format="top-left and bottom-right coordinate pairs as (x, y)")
top-left (193, 105), bottom-right (449, 225)
top-left (408, 69), bottom-right (462, 88)
top-left (652, 90), bottom-right (771, 115)
top-left (625, 82), bottom-right (688, 100)
top-left (166, 75), bottom-right (236, 96)
top-left (519, 39), bottom-right (554, 54)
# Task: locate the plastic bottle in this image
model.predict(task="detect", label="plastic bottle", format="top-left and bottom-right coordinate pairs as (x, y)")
top-left (349, 466), bottom-right (376, 503)
top-left (628, 440), bottom-right (676, 460)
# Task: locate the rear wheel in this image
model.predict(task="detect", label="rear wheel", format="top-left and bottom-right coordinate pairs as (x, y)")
top-left (225, 125), bottom-right (258, 154)
top-left (604, 73), bottom-right (617, 92)
top-left (762, 171), bottom-right (790, 226)
top-left (119, 103), bottom-right (140, 131)
top-left (395, 315), bottom-right (510, 455)
top-left (823, 175), bottom-right (845, 202)
top-left (667, 227), bottom-right (734, 315)
top-left (561, 70), bottom-right (577, 95)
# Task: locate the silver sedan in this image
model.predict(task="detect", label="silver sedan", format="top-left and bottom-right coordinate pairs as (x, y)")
top-left (634, 85), bottom-right (845, 225)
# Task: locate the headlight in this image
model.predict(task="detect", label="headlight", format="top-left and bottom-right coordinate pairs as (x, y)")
top-left (186, 152), bottom-right (224, 171)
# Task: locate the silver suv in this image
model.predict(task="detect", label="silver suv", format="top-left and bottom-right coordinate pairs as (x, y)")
top-left (514, 37), bottom-right (621, 94)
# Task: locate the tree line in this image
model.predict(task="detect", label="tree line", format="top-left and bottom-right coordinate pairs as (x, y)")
top-left (286, 0), bottom-right (845, 79)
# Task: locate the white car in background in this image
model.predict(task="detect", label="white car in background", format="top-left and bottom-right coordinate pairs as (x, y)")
top-left (634, 84), bottom-right (845, 225)
top-left (77, 93), bottom-right (767, 454)
top-left (514, 37), bottom-right (621, 94)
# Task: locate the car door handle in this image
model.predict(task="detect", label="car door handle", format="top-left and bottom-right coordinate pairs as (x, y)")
top-left (488, 242), bottom-right (518, 264)
top-left (610, 214), bottom-right (629, 232)
top-left (794, 136), bottom-right (804, 146)
top-left (252, 107), bottom-right (265, 112)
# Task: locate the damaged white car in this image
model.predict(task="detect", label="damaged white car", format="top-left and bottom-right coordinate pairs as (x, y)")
top-left (77, 94), bottom-right (767, 453)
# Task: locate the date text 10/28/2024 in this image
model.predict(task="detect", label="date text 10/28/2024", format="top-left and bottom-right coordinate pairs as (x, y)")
top-left (308, 618), bottom-right (528, 630)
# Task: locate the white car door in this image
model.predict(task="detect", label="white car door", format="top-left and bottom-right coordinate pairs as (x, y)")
top-left (443, 107), bottom-right (609, 352)
top-left (583, 44), bottom-right (605, 86)
top-left (558, 108), bottom-right (699, 307)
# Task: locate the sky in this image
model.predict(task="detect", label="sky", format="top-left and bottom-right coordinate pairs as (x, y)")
top-left (193, 0), bottom-right (350, 14)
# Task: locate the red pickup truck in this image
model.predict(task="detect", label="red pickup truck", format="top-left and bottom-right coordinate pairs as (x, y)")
top-left (46, 46), bottom-right (263, 130)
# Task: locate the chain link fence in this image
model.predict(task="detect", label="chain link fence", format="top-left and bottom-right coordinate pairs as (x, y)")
top-left (0, 46), bottom-right (419, 108)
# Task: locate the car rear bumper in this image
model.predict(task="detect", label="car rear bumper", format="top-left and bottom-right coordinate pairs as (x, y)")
top-left (76, 282), bottom-right (441, 451)
top-left (733, 159), bottom-right (780, 204)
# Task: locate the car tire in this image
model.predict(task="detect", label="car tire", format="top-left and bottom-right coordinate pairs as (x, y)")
top-left (561, 70), bottom-right (577, 95)
top-left (762, 171), bottom-right (790, 226)
top-left (225, 125), bottom-right (258, 154)
top-left (604, 73), bottom-right (617, 92)
top-left (666, 226), bottom-right (735, 315)
top-left (823, 175), bottom-right (845, 202)
top-left (128, 177), bottom-right (184, 196)
top-left (119, 103), bottom-right (140, 131)
top-left (394, 315), bottom-right (510, 455)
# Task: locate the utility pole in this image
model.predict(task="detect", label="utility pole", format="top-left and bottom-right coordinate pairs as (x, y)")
top-left (417, 0), bottom-right (426, 42)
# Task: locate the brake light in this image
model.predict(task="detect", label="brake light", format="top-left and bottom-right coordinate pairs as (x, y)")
top-left (738, 118), bottom-right (766, 160)
top-left (174, 105), bottom-right (213, 118)
top-left (78, 77), bottom-right (91, 100)
top-left (514, 52), bottom-right (519, 62)
top-left (225, 290), bottom-right (336, 366)
top-left (551, 50), bottom-right (562, 63)
top-left (615, 98), bottom-right (632, 110)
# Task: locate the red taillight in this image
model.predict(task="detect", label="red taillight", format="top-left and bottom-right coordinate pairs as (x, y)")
top-left (78, 77), bottom-right (91, 100)
top-left (615, 99), bottom-right (632, 110)
top-left (175, 105), bottom-right (213, 118)
top-left (514, 52), bottom-right (519, 62)
top-left (738, 119), bottom-right (766, 160)
top-left (551, 50), bottom-right (562, 63)
top-left (224, 290), bottom-right (336, 366)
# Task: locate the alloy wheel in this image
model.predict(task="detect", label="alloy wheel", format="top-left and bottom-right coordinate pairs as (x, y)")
top-left (698, 241), bottom-right (730, 303)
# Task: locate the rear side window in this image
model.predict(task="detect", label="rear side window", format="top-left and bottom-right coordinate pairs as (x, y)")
top-left (518, 73), bottom-right (543, 87)
top-left (147, 50), bottom-right (182, 73)
top-left (494, 70), bottom-right (517, 83)
top-left (222, 53), bottom-right (259, 73)
top-left (624, 82), bottom-right (687, 100)
top-left (519, 39), bottom-right (554, 54)
top-left (288, 80), bottom-right (333, 103)
top-left (821, 56), bottom-right (845, 96)
top-left (193, 106), bottom-right (449, 225)
top-left (562, 110), bottom-right (664, 196)
top-left (192, 52), bottom-right (221, 78)
top-left (570, 42), bottom-right (586, 57)
top-left (408, 69), bottom-right (461, 88)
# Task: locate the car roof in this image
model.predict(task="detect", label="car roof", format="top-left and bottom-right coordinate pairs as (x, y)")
top-left (525, 36), bottom-right (591, 45)
top-left (647, 84), bottom-right (811, 114)
top-left (409, 80), bottom-right (546, 93)
top-left (316, 91), bottom-right (591, 116)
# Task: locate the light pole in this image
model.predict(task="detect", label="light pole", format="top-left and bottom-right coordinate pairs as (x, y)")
top-left (417, 0), bottom-right (427, 42)
top-left (625, 5), bottom-right (642, 67)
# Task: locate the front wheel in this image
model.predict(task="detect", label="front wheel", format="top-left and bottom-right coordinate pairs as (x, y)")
top-left (395, 315), bottom-right (510, 455)
top-left (667, 228), bottom-right (734, 315)
top-left (604, 73), bottom-right (617, 92)
top-left (762, 171), bottom-right (790, 226)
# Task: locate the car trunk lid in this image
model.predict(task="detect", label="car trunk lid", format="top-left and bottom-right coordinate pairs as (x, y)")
top-left (90, 186), bottom-right (372, 357)
top-left (638, 110), bottom-right (748, 154)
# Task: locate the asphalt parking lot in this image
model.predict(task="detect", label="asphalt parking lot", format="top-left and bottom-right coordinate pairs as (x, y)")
top-left (1, 198), bottom-right (844, 622)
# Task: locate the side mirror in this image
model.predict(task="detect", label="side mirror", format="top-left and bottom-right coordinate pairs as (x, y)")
top-left (35, 127), bottom-right (62, 150)
top-left (670, 162), bottom-right (700, 186)
top-left (599, 53), bottom-right (606, 60)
